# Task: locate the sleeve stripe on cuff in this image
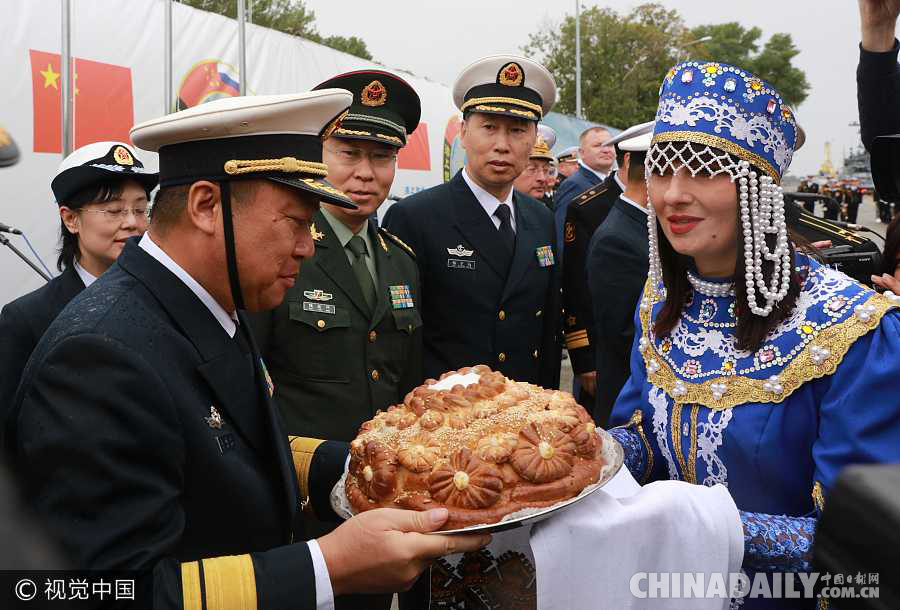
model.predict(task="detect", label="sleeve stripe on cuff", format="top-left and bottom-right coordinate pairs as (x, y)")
top-left (202, 554), bottom-right (257, 610)
top-left (181, 561), bottom-right (203, 610)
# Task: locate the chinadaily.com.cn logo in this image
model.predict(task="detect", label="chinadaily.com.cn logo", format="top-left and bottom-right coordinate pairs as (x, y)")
top-left (630, 571), bottom-right (880, 600)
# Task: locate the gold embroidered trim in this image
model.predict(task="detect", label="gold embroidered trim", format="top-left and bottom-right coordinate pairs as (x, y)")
top-left (640, 290), bottom-right (899, 409)
top-left (615, 410), bottom-right (654, 483)
top-left (299, 178), bottom-right (349, 199)
top-left (671, 403), bottom-right (687, 481)
top-left (380, 228), bottom-right (415, 258)
top-left (812, 480), bottom-right (825, 512)
top-left (688, 405), bottom-right (699, 484)
top-left (461, 96), bottom-right (543, 115)
top-left (652, 131), bottom-right (780, 183)
top-left (335, 127), bottom-right (372, 137)
top-left (508, 108), bottom-right (538, 119)
top-left (223, 157), bottom-right (328, 177)
top-left (376, 133), bottom-right (404, 145)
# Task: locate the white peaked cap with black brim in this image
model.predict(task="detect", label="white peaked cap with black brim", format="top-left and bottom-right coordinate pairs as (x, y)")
top-left (453, 55), bottom-right (556, 122)
top-left (130, 91), bottom-right (356, 209)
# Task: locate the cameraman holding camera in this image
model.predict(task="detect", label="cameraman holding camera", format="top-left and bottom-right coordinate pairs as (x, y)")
top-left (858, 0), bottom-right (900, 293)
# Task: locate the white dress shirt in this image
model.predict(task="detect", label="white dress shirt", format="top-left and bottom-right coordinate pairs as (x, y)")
top-left (619, 193), bottom-right (648, 215)
top-left (578, 159), bottom-right (608, 182)
top-left (73, 261), bottom-right (98, 287)
top-left (462, 166), bottom-right (516, 233)
top-left (138, 233), bottom-right (335, 610)
top-left (613, 171), bottom-right (626, 193)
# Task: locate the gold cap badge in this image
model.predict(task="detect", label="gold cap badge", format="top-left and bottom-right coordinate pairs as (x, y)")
top-left (361, 80), bottom-right (388, 107)
top-left (320, 109), bottom-right (349, 140)
top-left (498, 62), bottom-right (524, 87)
top-left (113, 146), bottom-right (134, 166)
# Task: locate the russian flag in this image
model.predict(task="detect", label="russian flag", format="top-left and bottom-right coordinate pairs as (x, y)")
top-left (177, 60), bottom-right (241, 110)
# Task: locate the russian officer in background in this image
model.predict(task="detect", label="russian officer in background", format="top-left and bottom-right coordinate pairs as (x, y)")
top-left (585, 124), bottom-right (652, 426)
top-left (513, 123), bottom-right (557, 210)
top-left (561, 122), bottom-right (650, 409)
top-left (249, 70), bottom-right (423, 445)
top-left (7, 92), bottom-right (487, 609)
top-left (385, 55), bottom-right (561, 390)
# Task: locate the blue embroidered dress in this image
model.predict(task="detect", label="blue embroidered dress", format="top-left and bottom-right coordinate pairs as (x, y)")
top-left (609, 256), bottom-right (900, 608)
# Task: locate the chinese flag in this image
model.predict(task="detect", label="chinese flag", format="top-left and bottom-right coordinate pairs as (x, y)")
top-left (397, 122), bottom-right (431, 171)
top-left (30, 50), bottom-right (134, 153)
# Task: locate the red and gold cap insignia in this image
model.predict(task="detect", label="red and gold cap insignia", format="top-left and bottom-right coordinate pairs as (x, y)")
top-left (320, 109), bottom-right (349, 140)
top-left (498, 62), bottom-right (524, 87)
top-left (113, 146), bottom-right (134, 166)
top-left (361, 80), bottom-right (388, 107)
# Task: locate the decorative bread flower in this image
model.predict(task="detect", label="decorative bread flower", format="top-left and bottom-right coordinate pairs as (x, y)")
top-left (405, 395), bottom-right (427, 416)
top-left (354, 441), bottom-right (398, 501)
top-left (528, 408), bottom-right (580, 433)
top-left (471, 364), bottom-right (492, 375)
top-left (475, 432), bottom-right (519, 463)
top-left (397, 410), bottom-right (418, 430)
top-left (428, 448), bottom-right (503, 509)
top-left (398, 437), bottom-right (442, 473)
top-left (570, 421), bottom-right (599, 457)
top-left (511, 423), bottom-right (576, 483)
top-left (448, 411), bottom-right (471, 430)
top-left (419, 409), bottom-right (444, 431)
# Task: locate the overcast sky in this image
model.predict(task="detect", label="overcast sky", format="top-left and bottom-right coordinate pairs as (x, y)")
top-left (304, 0), bottom-right (875, 177)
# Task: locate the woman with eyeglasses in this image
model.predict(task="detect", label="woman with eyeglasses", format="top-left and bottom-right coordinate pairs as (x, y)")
top-left (0, 141), bottom-right (157, 425)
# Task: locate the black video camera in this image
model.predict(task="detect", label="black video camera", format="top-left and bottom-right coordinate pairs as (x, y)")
top-left (783, 193), bottom-right (883, 286)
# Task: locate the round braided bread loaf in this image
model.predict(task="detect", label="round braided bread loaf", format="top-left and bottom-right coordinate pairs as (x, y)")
top-left (346, 365), bottom-right (605, 529)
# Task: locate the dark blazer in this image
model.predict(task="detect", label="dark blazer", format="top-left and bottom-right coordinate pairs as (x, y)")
top-left (561, 174), bottom-right (623, 375)
top-left (553, 165), bottom-right (605, 258)
top-left (0, 265), bottom-right (84, 430)
top-left (384, 170), bottom-right (561, 389)
top-left (249, 210), bottom-right (423, 443)
top-left (586, 197), bottom-right (649, 426)
top-left (6, 240), bottom-right (347, 609)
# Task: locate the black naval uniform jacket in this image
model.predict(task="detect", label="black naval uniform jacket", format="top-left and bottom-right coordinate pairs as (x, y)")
top-left (0, 265), bottom-right (84, 434)
top-left (384, 170), bottom-right (561, 389)
top-left (6, 240), bottom-right (348, 609)
top-left (586, 197), bottom-right (649, 426)
top-left (561, 173), bottom-right (623, 376)
top-left (249, 210), bottom-right (423, 442)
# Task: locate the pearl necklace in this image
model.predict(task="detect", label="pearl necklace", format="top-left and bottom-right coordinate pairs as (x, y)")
top-left (686, 270), bottom-right (735, 297)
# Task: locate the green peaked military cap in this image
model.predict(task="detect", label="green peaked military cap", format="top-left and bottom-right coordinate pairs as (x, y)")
top-left (313, 70), bottom-right (422, 148)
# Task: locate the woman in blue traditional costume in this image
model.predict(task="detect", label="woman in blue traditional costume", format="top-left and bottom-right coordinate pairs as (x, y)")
top-left (606, 61), bottom-right (900, 608)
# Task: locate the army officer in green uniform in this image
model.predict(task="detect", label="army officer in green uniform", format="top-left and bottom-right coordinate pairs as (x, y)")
top-left (249, 70), bottom-right (423, 444)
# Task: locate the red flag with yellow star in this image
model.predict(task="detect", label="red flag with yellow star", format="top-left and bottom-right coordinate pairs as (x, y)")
top-left (29, 50), bottom-right (134, 153)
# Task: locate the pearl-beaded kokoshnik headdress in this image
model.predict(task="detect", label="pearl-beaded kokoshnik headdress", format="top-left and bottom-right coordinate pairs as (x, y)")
top-left (643, 61), bottom-right (805, 317)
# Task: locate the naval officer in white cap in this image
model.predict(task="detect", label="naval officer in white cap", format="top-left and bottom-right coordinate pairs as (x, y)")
top-left (384, 54), bottom-right (562, 393)
top-left (8, 92), bottom-right (488, 609)
top-left (585, 122), bottom-right (654, 425)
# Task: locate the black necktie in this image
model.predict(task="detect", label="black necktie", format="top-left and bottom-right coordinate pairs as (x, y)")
top-left (494, 204), bottom-right (515, 256)
top-left (347, 235), bottom-right (377, 312)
